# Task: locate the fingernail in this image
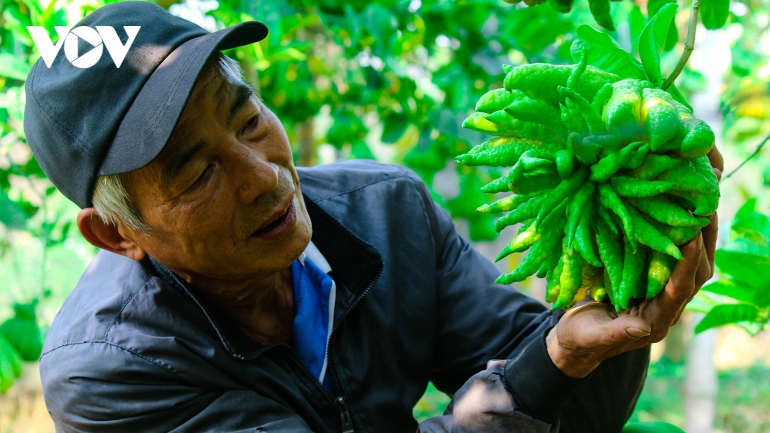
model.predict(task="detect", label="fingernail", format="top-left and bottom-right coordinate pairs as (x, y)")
top-left (625, 327), bottom-right (651, 338)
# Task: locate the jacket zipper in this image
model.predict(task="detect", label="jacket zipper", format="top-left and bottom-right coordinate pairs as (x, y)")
top-left (242, 345), bottom-right (344, 428)
top-left (325, 265), bottom-right (383, 433)
top-left (237, 264), bottom-right (383, 433)
top-left (335, 396), bottom-right (355, 433)
top-left (328, 266), bottom-right (383, 393)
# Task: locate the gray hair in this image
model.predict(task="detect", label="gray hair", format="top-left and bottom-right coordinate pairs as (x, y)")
top-left (92, 53), bottom-right (244, 234)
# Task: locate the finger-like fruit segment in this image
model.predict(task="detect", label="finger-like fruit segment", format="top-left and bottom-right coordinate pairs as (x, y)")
top-left (455, 61), bottom-right (719, 311)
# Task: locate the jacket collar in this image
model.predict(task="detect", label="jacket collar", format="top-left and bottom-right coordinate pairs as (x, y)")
top-left (145, 193), bottom-right (383, 359)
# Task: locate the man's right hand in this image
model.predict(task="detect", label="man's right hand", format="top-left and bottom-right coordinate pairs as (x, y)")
top-left (546, 211), bottom-right (716, 379)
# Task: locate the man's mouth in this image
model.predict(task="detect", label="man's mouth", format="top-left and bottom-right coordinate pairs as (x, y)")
top-left (250, 199), bottom-right (297, 241)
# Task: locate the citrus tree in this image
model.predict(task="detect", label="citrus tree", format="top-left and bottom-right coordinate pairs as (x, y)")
top-left (0, 3), bottom-right (769, 422)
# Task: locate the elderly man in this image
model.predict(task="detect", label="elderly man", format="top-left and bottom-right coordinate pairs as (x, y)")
top-left (26, 2), bottom-right (719, 432)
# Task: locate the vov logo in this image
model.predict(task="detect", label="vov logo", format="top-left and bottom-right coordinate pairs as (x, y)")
top-left (27, 26), bottom-right (141, 69)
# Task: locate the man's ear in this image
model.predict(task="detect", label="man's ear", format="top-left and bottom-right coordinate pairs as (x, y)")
top-left (77, 208), bottom-right (147, 261)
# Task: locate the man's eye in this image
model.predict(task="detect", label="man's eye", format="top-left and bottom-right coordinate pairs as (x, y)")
top-left (189, 165), bottom-right (214, 190)
top-left (242, 114), bottom-right (260, 135)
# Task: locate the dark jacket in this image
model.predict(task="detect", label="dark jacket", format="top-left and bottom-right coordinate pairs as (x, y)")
top-left (40, 160), bottom-right (649, 432)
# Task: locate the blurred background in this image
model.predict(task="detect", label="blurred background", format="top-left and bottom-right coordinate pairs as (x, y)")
top-left (0, 0), bottom-right (769, 431)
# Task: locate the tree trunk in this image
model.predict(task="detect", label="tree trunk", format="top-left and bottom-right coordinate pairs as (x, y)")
top-left (663, 320), bottom-right (685, 363)
top-left (240, 60), bottom-right (259, 95)
top-left (296, 25), bottom-right (315, 168)
top-left (684, 28), bottom-right (728, 433)
top-left (685, 314), bottom-right (718, 433)
top-left (298, 118), bottom-right (315, 167)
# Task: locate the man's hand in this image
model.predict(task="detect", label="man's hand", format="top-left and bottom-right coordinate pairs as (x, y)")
top-left (546, 146), bottom-right (723, 379)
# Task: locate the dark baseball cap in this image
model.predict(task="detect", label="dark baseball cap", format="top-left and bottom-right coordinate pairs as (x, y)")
top-left (24, 1), bottom-right (268, 208)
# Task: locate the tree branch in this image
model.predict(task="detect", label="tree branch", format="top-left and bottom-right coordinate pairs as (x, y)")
top-left (724, 131), bottom-right (770, 180)
top-left (662, 0), bottom-right (700, 90)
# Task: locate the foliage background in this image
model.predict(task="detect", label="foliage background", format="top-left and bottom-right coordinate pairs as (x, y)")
top-left (1, 0), bottom-right (770, 431)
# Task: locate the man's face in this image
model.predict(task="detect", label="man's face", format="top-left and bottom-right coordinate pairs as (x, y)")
top-left (122, 58), bottom-right (312, 285)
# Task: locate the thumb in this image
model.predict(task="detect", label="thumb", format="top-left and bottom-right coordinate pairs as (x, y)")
top-left (604, 314), bottom-right (651, 344)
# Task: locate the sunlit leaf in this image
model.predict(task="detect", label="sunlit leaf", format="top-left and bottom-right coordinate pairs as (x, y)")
top-left (0, 190), bottom-right (27, 230)
top-left (623, 421), bottom-right (686, 433)
top-left (266, 47), bottom-right (307, 62)
top-left (731, 211), bottom-right (770, 245)
top-left (349, 140), bottom-right (377, 160)
top-left (627, 6), bottom-right (645, 55)
top-left (646, 0), bottom-right (679, 52)
top-left (686, 291), bottom-right (721, 314)
top-left (679, 68), bottom-right (707, 93)
top-left (362, 4), bottom-right (397, 56)
top-left (715, 240), bottom-right (770, 290)
top-left (343, 4), bottom-right (361, 48)
top-left (638, 3), bottom-right (677, 86)
top-left (501, 6), bottom-right (573, 55)
top-left (0, 91), bottom-right (25, 109)
top-left (381, 112), bottom-right (408, 143)
top-left (735, 198), bottom-right (757, 216)
top-left (702, 279), bottom-right (760, 306)
top-left (0, 54), bottom-right (30, 82)
top-left (736, 321), bottom-right (765, 337)
top-left (694, 303), bottom-right (761, 334)
top-left (571, 25), bottom-right (646, 80)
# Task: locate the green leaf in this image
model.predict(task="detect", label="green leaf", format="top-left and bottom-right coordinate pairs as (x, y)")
top-left (343, 5), bottom-right (362, 48)
top-left (694, 304), bottom-right (760, 334)
top-left (732, 211), bottom-right (770, 245)
top-left (735, 198), bottom-right (757, 217)
top-left (327, 111), bottom-right (366, 148)
top-left (623, 421), bottom-right (686, 433)
top-left (628, 6), bottom-right (646, 55)
top-left (736, 321), bottom-right (765, 336)
top-left (362, 4), bottom-right (397, 55)
top-left (0, 53), bottom-right (31, 81)
top-left (266, 47), bottom-right (307, 62)
top-left (647, 0), bottom-right (674, 16)
top-left (0, 332), bottom-right (23, 393)
top-left (702, 279), bottom-right (759, 305)
top-left (716, 239), bottom-right (770, 290)
top-left (730, 201), bottom-right (770, 245)
top-left (637, 3), bottom-right (678, 86)
top-left (0, 90), bottom-right (25, 109)
top-left (381, 112), bottom-right (408, 143)
top-left (700, 0), bottom-right (730, 30)
top-left (349, 140), bottom-right (377, 160)
top-left (647, 0), bottom-right (680, 52)
top-left (0, 190), bottom-right (27, 230)
top-left (571, 26), bottom-right (646, 80)
top-left (686, 291), bottom-right (721, 314)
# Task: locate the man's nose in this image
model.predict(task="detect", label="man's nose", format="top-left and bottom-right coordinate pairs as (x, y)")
top-left (232, 147), bottom-right (280, 206)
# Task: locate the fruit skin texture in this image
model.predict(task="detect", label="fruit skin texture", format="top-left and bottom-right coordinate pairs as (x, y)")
top-left (647, 251), bottom-right (678, 299)
top-left (603, 79), bottom-right (644, 140)
top-left (457, 60), bottom-right (719, 311)
top-left (504, 64), bottom-right (619, 105)
top-left (642, 89), bottom-right (680, 151)
top-left (0, 303), bottom-right (43, 362)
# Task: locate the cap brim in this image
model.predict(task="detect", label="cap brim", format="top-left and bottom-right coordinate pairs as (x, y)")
top-left (98, 21), bottom-right (268, 177)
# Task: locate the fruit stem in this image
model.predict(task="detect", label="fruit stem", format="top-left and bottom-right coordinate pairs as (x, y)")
top-left (662, 0), bottom-right (699, 90)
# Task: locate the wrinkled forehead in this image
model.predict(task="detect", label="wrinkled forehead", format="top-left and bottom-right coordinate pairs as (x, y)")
top-left (129, 56), bottom-right (255, 189)
top-left (186, 56), bottom-right (248, 112)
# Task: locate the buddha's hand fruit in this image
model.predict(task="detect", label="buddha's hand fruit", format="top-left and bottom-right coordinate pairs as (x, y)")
top-left (457, 52), bottom-right (719, 311)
